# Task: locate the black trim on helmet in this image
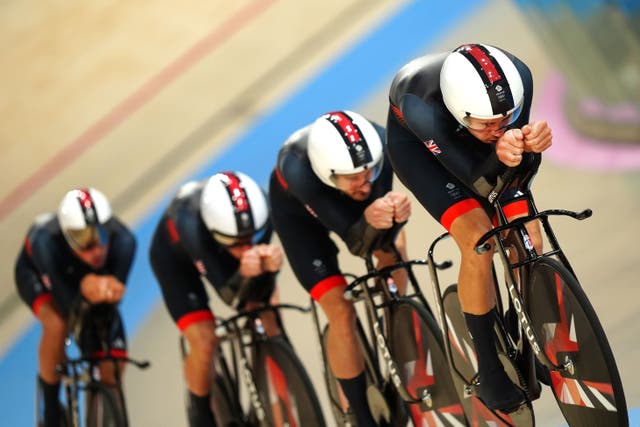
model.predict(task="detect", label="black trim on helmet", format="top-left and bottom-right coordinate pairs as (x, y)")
top-left (324, 111), bottom-right (373, 170)
top-left (218, 172), bottom-right (255, 237)
top-left (456, 44), bottom-right (515, 116)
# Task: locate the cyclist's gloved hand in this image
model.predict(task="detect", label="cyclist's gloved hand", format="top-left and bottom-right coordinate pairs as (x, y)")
top-left (80, 274), bottom-right (125, 304)
top-left (365, 192), bottom-right (410, 229)
top-left (522, 120), bottom-right (552, 153)
top-left (254, 244), bottom-right (283, 273)
top-left (386, 191), bottom-right (411, 223)
top-left (496, 129), bottom-right (525, 167)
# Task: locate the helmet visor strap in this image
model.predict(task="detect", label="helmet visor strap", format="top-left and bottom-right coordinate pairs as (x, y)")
top-left (329, 160), bottom-right (383, 187)
top-left (463, 101), bottom-right (523, 131)
top-left (66, 225), bottom-right (107, 251)
top-left (212, 226), bottom-right (266, 248)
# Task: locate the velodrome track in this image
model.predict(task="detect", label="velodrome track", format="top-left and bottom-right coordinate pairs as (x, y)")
top-left (1, 1), bottom-right (638, 425)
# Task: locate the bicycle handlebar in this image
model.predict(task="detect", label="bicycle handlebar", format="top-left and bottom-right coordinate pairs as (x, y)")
top-left (56, 354), bottom-right (151, 375)
top-left (216, 303), bottom-right (311, 329)
top-left (342, 257), bottom-right (453, 301)
top-left (474, 207), bottom-right (593, 254)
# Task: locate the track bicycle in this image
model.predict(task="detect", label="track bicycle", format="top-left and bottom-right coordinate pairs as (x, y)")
top-left (180, 302), bottom-right (326, 427)
top-left (44, 304), bottom-right (150, 427)
top-left (311, 242), bottom-right (467, 426)
top-left (427, 167), bottom-right (628, 426)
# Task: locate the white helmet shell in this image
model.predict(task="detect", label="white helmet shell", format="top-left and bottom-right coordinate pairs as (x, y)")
top-left (307, 110), bottom-right (384, 188)
top-left (57, 188), bottom-right (112, 230)
top-left (200, 171), bottom-right (268, 242)
top-left (441, 44), bottom-right (524, 127)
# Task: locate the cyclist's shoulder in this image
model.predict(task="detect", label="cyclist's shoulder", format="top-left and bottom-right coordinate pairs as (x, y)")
top-left (390, 52), bottom-right (448, 101)
top-left (25, 213), bottom-right (64, 250)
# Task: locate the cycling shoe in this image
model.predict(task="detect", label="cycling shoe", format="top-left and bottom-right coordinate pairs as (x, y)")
top-left (478, 367), bottom-right (527, 412)
top-left (535, 358), bottom-right (552, 386)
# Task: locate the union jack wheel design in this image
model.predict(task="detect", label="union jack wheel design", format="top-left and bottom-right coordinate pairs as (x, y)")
top-left (528, 257), bottom-right (628, 427)
top-left (389, 299), bottom-right (468, 426)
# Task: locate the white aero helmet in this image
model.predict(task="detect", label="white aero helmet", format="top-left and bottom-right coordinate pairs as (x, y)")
top-left (440, 44), bottom-right (524, 128)
top-left (200, 171), bottom-right (269, 247)
top-left (57, 188), bottom-right (112, 250)
top-left (307, 110), bottom-right (384, 188)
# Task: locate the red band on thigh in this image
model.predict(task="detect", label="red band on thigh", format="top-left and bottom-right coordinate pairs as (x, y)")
top-left (32, 293), bottom-right (53, 316)
top-left (493, 199), bottom-right (529, 226)
top-left (177, 309), bottom-right (215, 332)
top-left (440, 199), bottom-right (483, 231)
top-left (310, 275), bottom-right (347, 301)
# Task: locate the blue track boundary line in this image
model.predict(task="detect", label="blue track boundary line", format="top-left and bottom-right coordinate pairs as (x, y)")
top-left (5, 1), bottom-right (635, 425)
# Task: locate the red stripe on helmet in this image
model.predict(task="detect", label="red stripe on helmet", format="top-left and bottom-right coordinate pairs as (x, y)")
top-left (326, 111), bottom-right (362, 144)
top-left (220, 172), bottom-right (250, 213)
top-left (76, 188), bottom-right (98, 226)
top-left (459, 44), bottom-right (502, 84)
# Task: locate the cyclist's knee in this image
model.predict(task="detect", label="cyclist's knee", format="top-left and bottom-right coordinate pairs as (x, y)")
top-left (183, 321), bottom-right (218, 362)
top-left (38, 302), bottom-right (67, 339)
top-left (450, 209), bottom-right (493, 253)
top-left (326, 304), bottom-right (357, 337)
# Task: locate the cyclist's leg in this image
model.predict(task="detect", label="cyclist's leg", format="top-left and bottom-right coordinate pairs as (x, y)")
top-left (319, 286), bottom-right (377, 426)
top-left (182, 320), bottom-right (218, 427)
top-left (372, 228), bottom-right (408, 294)
top-left (150, 236), bottom-right (218, 427)
top-left (16, 256), bottom-right (66, 427)
top-left (450, 208), bottom-right (526, 411)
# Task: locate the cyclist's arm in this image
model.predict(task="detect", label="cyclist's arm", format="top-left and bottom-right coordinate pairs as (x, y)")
top-left (398, 93), bottom-right (508, 196)
top-left (29, 232), bottom-right (77, 317)
top-left (103, 217), bottom-right (137, 285)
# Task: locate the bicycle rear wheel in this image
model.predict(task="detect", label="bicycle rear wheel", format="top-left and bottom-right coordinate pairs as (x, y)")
top-left (528, 257), bottom-right (628, 426)
top-left (85, 382), bottom-right (127, 427)
top-left (254, 336), bottom-right (326, 427)
top-left (389, 297), bottom-right (467, 426)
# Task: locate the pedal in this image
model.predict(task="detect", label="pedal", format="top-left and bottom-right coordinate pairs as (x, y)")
top-left (366, 384), bottom-right (391, 424)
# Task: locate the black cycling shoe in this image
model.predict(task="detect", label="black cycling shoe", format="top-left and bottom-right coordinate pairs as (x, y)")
top-left (478, 367), bottom-right (527, 412)
top-left (535, 359), bottom-right (552, 386)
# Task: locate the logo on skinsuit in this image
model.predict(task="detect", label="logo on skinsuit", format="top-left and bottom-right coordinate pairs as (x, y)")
top-left (423, 139), bottom-right (441, 155)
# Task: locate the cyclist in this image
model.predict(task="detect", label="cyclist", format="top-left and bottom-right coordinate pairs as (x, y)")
top-left (269, 110), bottom-right (411, 426)
top-left (14, 188), bottom-right (136, 427)
top-left (149, 171), bottom-right (283, 427)
top-left (386, 43), bottom-right (552, 412)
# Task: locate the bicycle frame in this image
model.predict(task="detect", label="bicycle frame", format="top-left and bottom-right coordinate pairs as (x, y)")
top-left (56, 339), bottom-right (150, 427)
top-left (208, 303), bottom-right (311, 425)
top-left (312, 245), bottom-right (442, 407)
top-left (56, 306), bottom-right (150, 427)
top-left (427, 168), bottom-right (593, 388)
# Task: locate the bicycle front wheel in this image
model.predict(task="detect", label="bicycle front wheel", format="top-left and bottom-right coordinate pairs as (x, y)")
top-left (254, 336), bottom-right (326, 427)
top-left (528, 257), bottom-right (628, 426)
top-left (389, 298), bottom-right (467, 426)
top-left (85, 382), bottom-right (127, 427)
